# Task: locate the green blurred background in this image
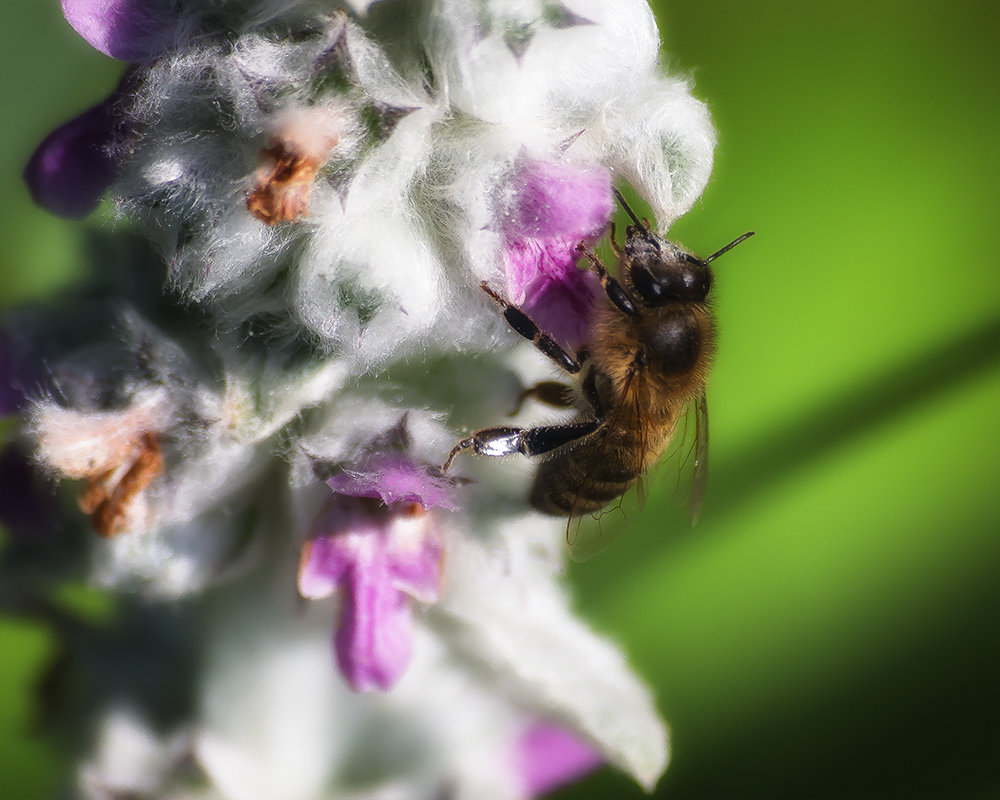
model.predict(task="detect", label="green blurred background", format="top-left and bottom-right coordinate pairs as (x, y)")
top-left (2, 1), bottom-right (998, 798)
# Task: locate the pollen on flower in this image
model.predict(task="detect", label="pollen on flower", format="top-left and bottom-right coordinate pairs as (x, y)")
top-left (78, 431), bottom-right (164, 538)
top-left (246, 108), bottom-right (347, 225)
top-left (34, 391), bottom-right (172, 536)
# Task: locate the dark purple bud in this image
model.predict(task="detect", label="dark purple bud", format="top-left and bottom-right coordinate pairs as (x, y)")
top-left (0, 446), bottom-right (54, 541)
top-left (61, 0), bottom-right (176, 62)
top-left (23, 96), bottom-right (122, 219)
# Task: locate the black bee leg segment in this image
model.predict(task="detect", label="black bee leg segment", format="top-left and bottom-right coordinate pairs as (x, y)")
top-left (608, 221), bottom-right (622, 257)
top-left (480, 283), bottom-right (581, 374)
top-left (510, 381), bottom-right (575, 416)
top-left (440, 420), bottom-right (602, 472)
top-left (575, 244), bottom-right (637, 316)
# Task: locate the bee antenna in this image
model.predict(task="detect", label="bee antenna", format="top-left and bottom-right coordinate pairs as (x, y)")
top-left (701, 231), bottom-right (755, 264)
top-left (613, 189), bottom-right (653, 237)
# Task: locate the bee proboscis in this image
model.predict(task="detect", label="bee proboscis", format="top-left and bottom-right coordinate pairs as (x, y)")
top-left (441, 190), bottom-right (752, 551)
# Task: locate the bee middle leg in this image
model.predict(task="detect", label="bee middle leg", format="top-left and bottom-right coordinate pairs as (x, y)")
top-left (439, 419), bottom-right (601, 473)
top-left (510, 380), bottom-right (575, 416)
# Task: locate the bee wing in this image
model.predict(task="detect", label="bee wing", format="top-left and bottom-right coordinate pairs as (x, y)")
top-left (567, 388), bottom-right (707, 560)
top-left (627, 376), bottom-right (655, 512)
top-left (654, 390), bottom-right (710, 524)
top-left (565, 369), bottom-right (651, 561)
top-left (688, 391), bottom-right (709, 525)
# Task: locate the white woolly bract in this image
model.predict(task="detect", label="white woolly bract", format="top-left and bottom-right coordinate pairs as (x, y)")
top-left (27, 310), bottom-right (356, 596)
top-left (290, 400), bottom-right (453, 483)
top-left (78, 706), bottom-right (189, 800)
top-left (117, 19), bottom-right (365, 301)
top-left (197, 578), bottom-right (348, 800)
top-left (435, 514), bottom-right (670, 791)
top-left (108, 0), bottom-right (717, 371)
top-left (19, 0), bottom-right (724, 795)
top-left (196, 542), bottom-right (526, 800)
top-left (585, 75), bottom-right (717, 229)
top-left (291, 106), bottom-right (456, 367)
top-left (422, 0), bottom-right (659, 125)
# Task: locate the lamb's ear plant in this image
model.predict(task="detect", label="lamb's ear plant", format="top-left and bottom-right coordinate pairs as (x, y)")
top-left (4, 1), bottom-right (719, 797)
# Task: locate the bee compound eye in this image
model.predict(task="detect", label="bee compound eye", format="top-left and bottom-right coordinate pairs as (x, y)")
top-left (683, 264), bottom-right (712, 300)
top-left (632, 265), bottom-right (669, 304)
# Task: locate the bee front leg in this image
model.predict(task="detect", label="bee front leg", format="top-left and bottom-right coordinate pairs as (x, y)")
top-left (575, 243), bottom-right (637, 316)
top-left (439, 420), bottom-right (601, 473)
top-left (480, 282), bottom-right (582, 374)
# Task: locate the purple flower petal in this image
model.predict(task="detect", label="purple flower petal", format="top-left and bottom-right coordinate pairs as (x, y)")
top-left (514, 723), bottom-right (603, 798)
top-left (297, 507), bottom-right (375, 599)
top-left (298, 497), bottom-right (444, 692)
top-left (385, 512), bottom-right (444, 603)
top-left (502, 161), bottom-right (612, 351)
top-left (61, 0), bottom-right (176, 62)
top-left (510, 160), bottom-right (614, 240)
top-left (504, 234), bottom-right (602, 350)
top-left (326, 454), bottom-right (457, 510)
top-left (23, 97), bottom-right (121, 219)
top-left (335, 548), bottom-right (415, 692)
top-left (519, 265), bottom-right (601, 352)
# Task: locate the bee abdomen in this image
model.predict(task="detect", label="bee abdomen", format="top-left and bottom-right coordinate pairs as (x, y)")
top-left (529, 444), bottom-right (642, 516)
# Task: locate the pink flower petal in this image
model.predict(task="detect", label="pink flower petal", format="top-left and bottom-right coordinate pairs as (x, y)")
top-left (502, 161), bottom-right (612, 351)
top-left (385, 511), bottom-right (444, 603)
top-left (514, 723), bottom-right (603, 798)
top-left (519, 268), bottom-right (601, 352)
top-left (335, 547), bottom-right (414, 692)
top-left (299, 497), bottom-right (444, 692)
top-left (326, 454), bottom-right (457, 510)
top-left (61, 0), bottom-right (176, 62)
top-left (299, 498), bottom-right (383, 598)
top-left (511, 161), bottom-right (613, 240)
top-left (298, 535), bottom-right (352, 599)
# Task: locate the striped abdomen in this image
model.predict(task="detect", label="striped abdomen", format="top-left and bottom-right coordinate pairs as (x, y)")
top-left (529, 422), bottom-right (659, 516)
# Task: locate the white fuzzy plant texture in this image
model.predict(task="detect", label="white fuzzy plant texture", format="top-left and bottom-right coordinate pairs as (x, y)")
top-left (6, 0), bottom-right (718, 798)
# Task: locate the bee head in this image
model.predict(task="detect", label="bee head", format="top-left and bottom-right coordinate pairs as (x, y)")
top-left (613, 188), bottom-right (754, 306)
top-left (629, 245), bottom-right (713, 306)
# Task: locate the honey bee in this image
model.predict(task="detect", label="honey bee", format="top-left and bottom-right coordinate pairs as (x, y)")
top-left (441, 190), bottom-right (752, 536)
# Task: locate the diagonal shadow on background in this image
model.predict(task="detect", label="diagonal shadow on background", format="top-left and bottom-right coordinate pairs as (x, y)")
top-left (574, 314), bottom-right (1000, 602)
top-left (711, 314), bottom-right (1000, 516)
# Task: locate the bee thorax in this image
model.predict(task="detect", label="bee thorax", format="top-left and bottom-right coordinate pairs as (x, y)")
top-left (645, 313), bottom-right (702, 376)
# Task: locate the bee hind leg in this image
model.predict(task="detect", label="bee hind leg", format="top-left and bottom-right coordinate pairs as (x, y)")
top-left (438, 420), bottom-right (601, 473)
